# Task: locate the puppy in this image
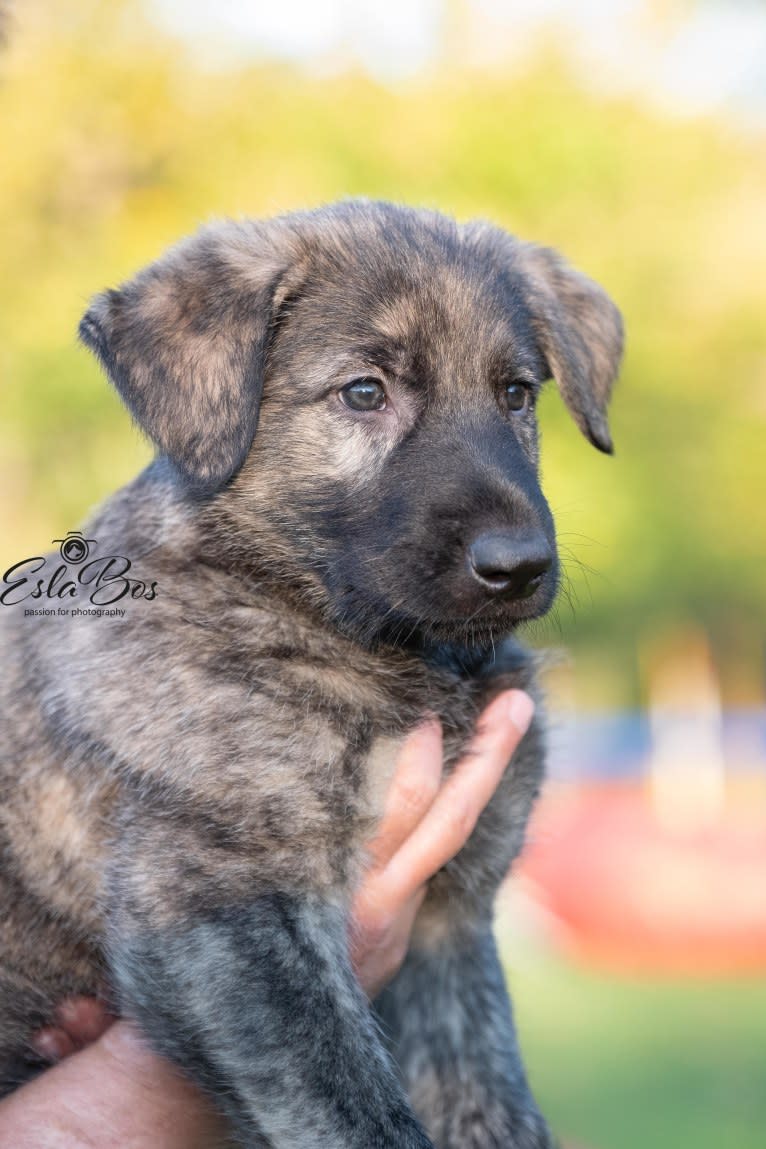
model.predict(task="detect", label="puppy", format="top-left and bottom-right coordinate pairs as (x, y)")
top-left (0, 201), bottom-right (622, 1147)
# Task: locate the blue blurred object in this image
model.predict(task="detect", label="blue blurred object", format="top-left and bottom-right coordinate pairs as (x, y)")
top-left (547, 709), bottom-right (766, 782)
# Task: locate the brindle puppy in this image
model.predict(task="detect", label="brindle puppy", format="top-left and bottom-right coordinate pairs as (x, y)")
top-left (0, 201), bottom-right (622, 1147)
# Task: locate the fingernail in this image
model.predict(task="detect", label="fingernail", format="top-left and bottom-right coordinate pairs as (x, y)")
top-left (507, 691), bottom-right (534, 734)
top-left (31, 1028), bottom-right (75, 1062)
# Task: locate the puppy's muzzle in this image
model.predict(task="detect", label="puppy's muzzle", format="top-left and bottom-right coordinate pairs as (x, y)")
top-left (467, 530), bottom-right (554, 600)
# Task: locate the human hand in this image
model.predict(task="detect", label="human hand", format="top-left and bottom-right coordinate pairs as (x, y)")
top-left (350, 688), bottom-right (535, 997)
top-left (0, 1015), bottom-right (228, 1148)
top-left (0, 689), bottom-right (534, 1146)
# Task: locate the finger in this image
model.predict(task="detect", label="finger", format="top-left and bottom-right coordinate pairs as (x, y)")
top-left (2, 1022), bottom-right (228, 1149)
top-left (30, 997), bottom-right (114, 1062)
top-left (352, 886), bottom-right (427, 1000)
top-left (371, 690), bottom-right (534, 907)
top-left (364, 717), bottom-right (443, 871)
top-left (29, 1026), bottom-right (77, 1063)
top-left (55, 996), bottom-right (114, 1047)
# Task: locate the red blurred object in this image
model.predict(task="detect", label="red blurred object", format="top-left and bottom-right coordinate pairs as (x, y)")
top-left (520, 782), bottom-right (766, 974)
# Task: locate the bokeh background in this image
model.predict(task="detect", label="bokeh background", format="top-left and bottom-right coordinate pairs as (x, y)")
top-left (1, 2), bottom-right (765, 1146)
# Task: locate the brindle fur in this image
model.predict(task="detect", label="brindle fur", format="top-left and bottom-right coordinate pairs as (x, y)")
top-left (0, 201), bottom-right (622, 1147)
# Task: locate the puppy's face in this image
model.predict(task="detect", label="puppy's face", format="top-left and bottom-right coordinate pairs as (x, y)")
top-left (81, 203), bottom-right (623, 647)
top-left (250, 235), bottom-right (558, 645)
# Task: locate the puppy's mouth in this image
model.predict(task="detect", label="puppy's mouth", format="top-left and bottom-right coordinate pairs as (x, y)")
top-left (326, 569), bottom-right (558, 650)
top-left (315, 522), bottom-right (559, 649)
top-left (402, 534), bottom-right (559, 640)
top-left (396, 585), bottom-right (556, 645)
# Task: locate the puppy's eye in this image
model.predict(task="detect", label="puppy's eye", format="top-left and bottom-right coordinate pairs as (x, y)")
top-left (504, 382), bottom-right (530, 413)
top-left (340, 377), bottom-right (387, 412)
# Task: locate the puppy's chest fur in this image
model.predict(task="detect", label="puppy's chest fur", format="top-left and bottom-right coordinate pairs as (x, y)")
top-left (0, 551), bottom-right (539, 974)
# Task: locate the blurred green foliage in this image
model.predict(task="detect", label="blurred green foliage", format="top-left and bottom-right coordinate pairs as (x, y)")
top-left (504, 944), bottom-right (766, 1149)
top-left (1, 0), bottom-right (765, 701)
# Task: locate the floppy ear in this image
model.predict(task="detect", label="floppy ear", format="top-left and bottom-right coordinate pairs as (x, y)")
top-left (515, 242), bottom-right (624, 453)
top-left (79, 221), bottom-right (301, 492)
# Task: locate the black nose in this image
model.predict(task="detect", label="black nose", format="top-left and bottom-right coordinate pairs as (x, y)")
top-left (467, 531), bottom-right (553, 599)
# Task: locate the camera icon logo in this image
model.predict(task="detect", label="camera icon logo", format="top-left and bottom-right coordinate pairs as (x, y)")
top-left (52, 531), bottom-right (96, 565)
